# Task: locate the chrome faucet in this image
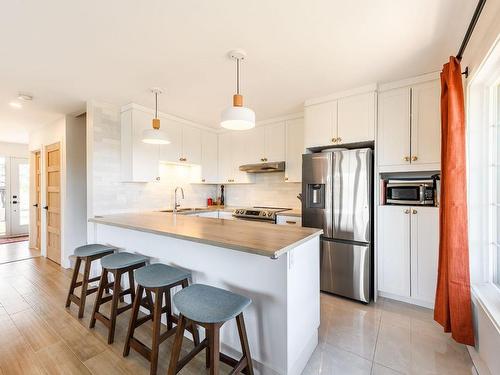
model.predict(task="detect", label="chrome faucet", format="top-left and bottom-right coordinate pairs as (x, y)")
top-left (174, 187), bottom-right (184, 212)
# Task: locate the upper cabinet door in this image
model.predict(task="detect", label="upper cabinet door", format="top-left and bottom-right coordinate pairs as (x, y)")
top-left (377, 205), bottom-right (411, 298)
top-left (181, 125), bottom-right (201, 165)
top-left (410, 207), bottom-right (439, 306)
top-left (304, 101), bottom-right (337, 148)
top-left (245, 127), bottom-right (265, 164)
top-left (159, 118), bottom-right (182, 163)
top-left (200, 131), bottom-right (218, 183)
top-left (232, 131), bottom-right (255, 183)
top-left (337, 92), bottom-right (375, 144)
top-left (265, 121), bottom-right (286, 162)
top-left (377, 87), bottom-right (411, 167)
top-left (285, 118), bottom-right (304, 182)
top-left (218, 132), bottom-right (234, 182)
top-left (121, 109), bottom-right (160, 182)
top-left (411, 80), bottom-right (441, 166)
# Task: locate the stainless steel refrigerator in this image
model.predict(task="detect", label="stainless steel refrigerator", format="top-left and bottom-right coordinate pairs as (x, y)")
top-left (302, 148), bottom-right (372, 303)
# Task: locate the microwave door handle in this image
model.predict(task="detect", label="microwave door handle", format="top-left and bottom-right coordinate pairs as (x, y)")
top-left (419, 185), bottom-right (425, 202)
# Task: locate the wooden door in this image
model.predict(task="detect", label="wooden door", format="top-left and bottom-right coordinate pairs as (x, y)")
top-left (377, 87), bottom-right (411, 167)
top-left (410, 80), bottom-right (441, 166)
top-left (377, 205), bottom-right (411, 297)
top-left (304, 101), bottom-right (337, 148)
top-left (34, 151), bottom-right (41, 250)
top-left (45, 143), bottom-right (61, 264)
top-left (337, 92), bottom-right (376, 144)
top-left (410, 207), bottom-right (439, 305)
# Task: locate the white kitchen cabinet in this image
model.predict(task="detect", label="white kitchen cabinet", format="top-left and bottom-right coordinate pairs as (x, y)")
top-left (217, 132), bottom-right (254, 184)
top-left (285, 118), bottom-right (304, 182)
top-left (411, 80), bottom-right (441, 166)
top-left (377, 88), bottom-right (411, 168)
top-left (181, 125), bottom-right (201, 165)
top-left (337, 92), bottom-right (376, 144)
top-left (304, 91), bottom-right (376, 149)
top-left (159, 121), bottom-right (202, 165)
top-left (276, 215), bottom-right (302, 226)
top-left (304, 101), bottom-right (337, 148)
top-left (378, 205), bottom-right (439, 308)
top-left (121, 108), bottom-right (160, 182)
top-left (265, 121), bottom-right (286, 162)
top-left (199, 131), bottom-right (218, 184)
top-left (410, 206), bottom-right (439, 304)
top-left (159, 118), bottom-right (182, 163)
top-left (378, 205), bottom-right (411, 298)
top-left (378, 79), bottom-right (440, 172)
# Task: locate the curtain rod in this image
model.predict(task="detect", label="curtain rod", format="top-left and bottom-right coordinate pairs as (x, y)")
top-left (457, 0), bottom-right (487, 77)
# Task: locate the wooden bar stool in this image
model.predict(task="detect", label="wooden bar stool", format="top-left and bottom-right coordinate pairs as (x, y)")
top-left (123, 263), bottom-right (200, 375)
top-left (65, 244), bottom-right (116, 318)
top-left (167, 284), bottom-right (254, 375)
top-left (89, 252), bottom-right (149, 344)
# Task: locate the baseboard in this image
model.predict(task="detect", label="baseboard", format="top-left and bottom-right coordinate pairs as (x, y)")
top-left (467, 346), bottom-right (491, 375)
top-left (378, 291), bottom-right (434, 309)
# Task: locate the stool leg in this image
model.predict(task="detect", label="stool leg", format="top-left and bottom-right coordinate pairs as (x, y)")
top-left (123, 284), bottom-right (143, 357)
top-left (164, 289), bottom-right (173, 330)
top-left (108, 270), bottom-right (121, 344)
top-left (180, 279), bottom-right (200, 346)
top-left (208, 323), bottom-right (220, 375)
top-left (90, 269), bottom-right (108, 328)
top-left (78, 258), bottom-right (91, 318)
top-left (237, 314), bottom-right (254, 375)
top-left (150, 288), bottom-right (163, 375)
top-left (128, 269), bottom-right (136, 304)
top-left (167, 314), bottom-right (187, 375)
top-left (205, 327), bottom-right (210, 369)
top-left (65, 257), bottom-right (81, 308)
top-left (145, 289), bottom-right (154, 318)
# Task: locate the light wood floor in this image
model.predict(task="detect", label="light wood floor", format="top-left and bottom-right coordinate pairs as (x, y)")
top-left (0, 241), bottom-right (39, 264)
top-left (0, 257), bottom-right (476, 375)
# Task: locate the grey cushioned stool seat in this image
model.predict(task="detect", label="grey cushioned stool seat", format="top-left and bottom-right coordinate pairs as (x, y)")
top-left (173, 284), bottom-right (251, 324)
top-left (74, 244), bottom-right (116, 257)
top-left (101, 252), bottom-right (148, 270)
top-left (135, 263), bottom-right (191, 288)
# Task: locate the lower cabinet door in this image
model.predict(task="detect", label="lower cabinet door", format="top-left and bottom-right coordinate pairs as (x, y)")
top-left (378, 205), bottom-right (411, 298)
top-left (320, 239), bottom-right (371, 303)
top-left (410, 207), bottom-right (439, 305)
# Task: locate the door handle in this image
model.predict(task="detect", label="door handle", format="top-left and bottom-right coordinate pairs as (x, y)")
top-left (43, 206), bottom-right (48, 210)
top-left (33, 203), bottom-right (39, 208)
top-left (12, 201), bottom-right (18, 204)
top-left (412, 209), bottom-right (418, 214)
top-left (404, 209), bottom-right (410, 214)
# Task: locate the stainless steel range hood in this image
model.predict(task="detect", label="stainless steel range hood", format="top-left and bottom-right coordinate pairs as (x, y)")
top-left (239, 161), bottom-right (285, 173)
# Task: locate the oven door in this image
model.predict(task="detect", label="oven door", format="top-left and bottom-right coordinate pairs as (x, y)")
top-left (386, 184), bottom-right (422, 205)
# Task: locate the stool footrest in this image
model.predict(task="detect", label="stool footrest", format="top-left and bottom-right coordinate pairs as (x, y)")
top-left (128, 337), bottom-right (152, 361)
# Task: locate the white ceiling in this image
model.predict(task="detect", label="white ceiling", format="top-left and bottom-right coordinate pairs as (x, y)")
top-left (0, 0), bottom-right (477, 144)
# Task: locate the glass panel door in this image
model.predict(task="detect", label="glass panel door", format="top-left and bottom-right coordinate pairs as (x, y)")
top-left (10, 157), bottom-right (29, 235)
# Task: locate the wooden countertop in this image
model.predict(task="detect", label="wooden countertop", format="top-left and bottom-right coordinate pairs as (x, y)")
top-left (89, 212), bottom-right (322, 258)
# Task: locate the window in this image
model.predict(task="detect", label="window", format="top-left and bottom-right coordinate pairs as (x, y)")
top-left (493, 84), bottom-right (500, 288)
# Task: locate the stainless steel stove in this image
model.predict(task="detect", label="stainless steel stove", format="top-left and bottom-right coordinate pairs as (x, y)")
top-left (232, 206), bottom-right (291, 223)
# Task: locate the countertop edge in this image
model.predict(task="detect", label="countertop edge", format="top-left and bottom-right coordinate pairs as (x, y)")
top-left (89, 217), bottom-right (322, 258)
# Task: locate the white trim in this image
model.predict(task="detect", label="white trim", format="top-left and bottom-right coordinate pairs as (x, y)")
top-left (304, 83), bottom-right (378, 106)
top-left (472, 284), bottom-right (500, 333)
top-left (378, 291), bottom-right (434, 309)
top-left (378, 71), bottom-right (440, 92)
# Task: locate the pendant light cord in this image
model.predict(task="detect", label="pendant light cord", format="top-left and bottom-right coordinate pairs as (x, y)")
top-left (155, 92), bottom-right (158, 118)
top-left (236, 58), bottom-right (240, 95)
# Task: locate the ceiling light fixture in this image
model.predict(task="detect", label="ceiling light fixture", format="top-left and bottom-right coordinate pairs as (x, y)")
top-left (220, 49), bottom-right (255, 130)
top-left (142, 88), bottom-right (170, 145)
top-left (9, 102), bottom-right (22, 109)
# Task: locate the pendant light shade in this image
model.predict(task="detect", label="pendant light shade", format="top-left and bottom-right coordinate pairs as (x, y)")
top-left (142, 88), bottom-right (170, 144)
top-left (221, 50), bottom-right (255, 130)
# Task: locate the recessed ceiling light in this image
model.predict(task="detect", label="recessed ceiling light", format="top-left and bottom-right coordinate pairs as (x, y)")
top-left (17, 93), bottom-right (33, 101)
top-left (9, 102), bottom-right (22, 109)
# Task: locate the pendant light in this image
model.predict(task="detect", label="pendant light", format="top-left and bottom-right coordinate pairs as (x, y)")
top-left (142, 88), bottom-right (170, 144)
top-left (220, 49), bottom-right (255, 130)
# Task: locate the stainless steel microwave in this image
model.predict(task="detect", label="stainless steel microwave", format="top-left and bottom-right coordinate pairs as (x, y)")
top-left (386, 179), bottom-right (435, 206)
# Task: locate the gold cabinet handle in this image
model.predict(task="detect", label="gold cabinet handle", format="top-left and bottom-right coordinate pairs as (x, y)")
top-left (404, 209), bottom-right (410, 214)
top-left (286, 220), bottom-right (297, 225)
top-left (403, 156), bottom-right (410, 162)
top-left (337, 137), bottom-right (342, 143)
top-left (156, 177), bottom-right (160, 181)
top-left (331, 138), bottom-right (336, 143)
top-left (285, 177), bottom-right (288, 181)
top-left (412, 209), bottom-right (418, 214)
top-left (260, 158), bottom-right (265, 162)
top-left (179, 157), bottom-right (187, 162)
top-left (411, 156), bottom-right (418, 162)
top-left (201, 178), bottom-right (205, 183)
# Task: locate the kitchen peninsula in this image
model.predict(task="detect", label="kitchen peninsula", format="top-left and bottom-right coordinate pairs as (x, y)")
top-left (89, 211), bottom-right (322, 375)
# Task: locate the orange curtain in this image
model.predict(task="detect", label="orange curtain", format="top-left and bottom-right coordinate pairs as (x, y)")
top-left (434, 56), bottom-right (474, 346)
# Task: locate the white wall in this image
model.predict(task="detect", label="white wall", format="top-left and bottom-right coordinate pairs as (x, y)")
top-left (86, 101), bottom-right (217, 218)
top-left (0, 141), bottom-right (29, 158)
